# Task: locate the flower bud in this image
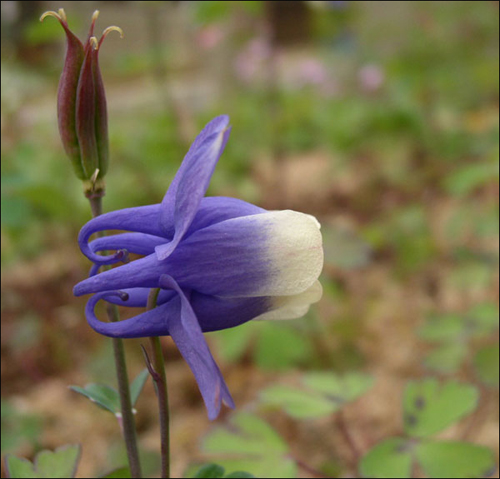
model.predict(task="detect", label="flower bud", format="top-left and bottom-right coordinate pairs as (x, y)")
top-left (41, 9), bottom-right (122, 196)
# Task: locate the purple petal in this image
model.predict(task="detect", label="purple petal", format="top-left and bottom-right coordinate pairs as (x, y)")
top-left (85, 291), bottom-right (172, 337)
top-left (85, 282), bottom-right (235, 419)
top-left (184, 196), bottom-right (264, 237)
top-left (79, 197), bottom-right (262, 267)
top-left (90, 232), bottom-right (166, 257)
top-left (74, 253), bottom-right (164, 296)
top-left (103, 287), bottom-right (175, 307)
top-left (78, 204), bottom-right (163, 265)
top-left (159, 275), bottom-right (234, 419)
top-left (102, 287), bottom-right (270, 330)
top-left (157, 116), bottom-right (231, 260)
top-left (192, 292), bottom-right (270, 331)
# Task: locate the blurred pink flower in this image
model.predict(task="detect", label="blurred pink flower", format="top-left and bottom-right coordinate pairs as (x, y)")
top-left (297, 58), bottom-right (329, 87)
top-left (358, 64), bottom-right (384, 92)
top-left (196, 25), bottom-right (225, 51)
top-left (234, 38), bottom-right (272, 83)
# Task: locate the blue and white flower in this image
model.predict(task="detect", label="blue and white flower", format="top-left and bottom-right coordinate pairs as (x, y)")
top-left (74, 115), bottom-right (324, 419)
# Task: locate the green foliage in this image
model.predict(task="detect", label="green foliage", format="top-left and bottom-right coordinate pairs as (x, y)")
top-left (1, 399), bottom-right (41, 454)
top-left (5, 444), bottom-right (81, 479)
top-left (419, 303), bottom-right (499, 374)
top-left (193, 464), bottom-right (225, 478)
top-left (202, 412), bottom-right (296, 478)
top-left (191, 463), bottom-right (254, 478)
top-left (69, 369), bottom-right (149, 416)
top-left (444, 160), bottom-right (499, 197)
top-left (360, 439), bottom-right (495, 479)
top-left (423, 343), bottom-right (467, 374)
top-left (415, 441), bottom-right (496, 479)
top-left (215, 320), bottom-right (313, 371)
top-left (69, 384), bottom-right (121, 415)
top-left (403, 379), bottom-right (479, 438)
top-left (255, 323), bottom-right (313, 370)
top-left (360, 438), bottom-right (413, 478)
top-left (474, 345), bottom-right (499, 387)
top-left (129, 369), bottom-right (150, 406)
top-left (260, 372), bottom-right (373, 419)
top-left (100, 466), bottom-right (131, 478)
top-left (260, 385), bottom-right (335, 419)
top-left (361, 378), bottom-right (494, 478)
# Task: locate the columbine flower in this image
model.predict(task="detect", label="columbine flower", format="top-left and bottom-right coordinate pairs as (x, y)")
top-left (74, 116), bottom-right (324, 419)
top-left (40, 9), bottom-right (123, 195)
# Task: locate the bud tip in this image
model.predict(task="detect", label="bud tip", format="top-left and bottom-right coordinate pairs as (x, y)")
top-left (40, 10), bottom-right (60, 22)
top-left (102, 26), bottom-right (124, 40)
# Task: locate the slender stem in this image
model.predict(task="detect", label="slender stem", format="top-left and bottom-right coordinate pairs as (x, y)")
top-left (336, 410), bottom-right (361, 473)
top-left (293, 456), bottom-right (331, 478)
top-left (88, 196), bottom-right (142, 479)
top-left (147, 288), bottom-right (170, 479)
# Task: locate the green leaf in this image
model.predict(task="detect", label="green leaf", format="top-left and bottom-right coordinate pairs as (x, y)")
top-left (69, 384), bottom-right (120, 414)
top-left (418, 314), bottom-right (465, 342)
top-left (444, 161), bottom-right (499, 196)
top-left (465, 303), bottom-right (499, 338)
top-left (224, 472), bottom-right (255, 478)
top-left (403, 379), bottom-right (479, 437)
top-left (5, 457), bottom-right (34, 478)
top-left (260, 372), bottom-right (374, 419)
top-left (215, 323), bottom-right (253, 362)
top-left (260, 385), bottom-right (337, 419)
top-left (303, 372), bottom-right (374, 403)
top-left (359, 438), bottom-right (413, 478)
top-left (424, 343), bottom-right (467, 373)
top-left (474, 345), bottom-right (499, 387)
top-left (100, 466), bottom-right (131, 478)
top-left (0, 197), bottom-right (32, 228)
top-left (203, 412), bottom-right (296, 478)
top-left (6, 445), bottom-right (81, 478)
top-left (193, 463), bottom-right (225, 478)
top-left (415, 440), bottom-right (496, 478)
top-left (1, 399), bottom-right (41, 453)
top-left (255, 323), bottom-right (312, 371)
top-left (130, 369), bottom-right (149, 406)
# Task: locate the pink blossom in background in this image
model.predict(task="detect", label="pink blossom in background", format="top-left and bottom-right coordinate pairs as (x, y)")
top-left (196, 25), bottom-right (225, 51)
top-left (297, 58), bottom-right (329, 87)
top-left (234, 37), bottom-right (272, 83)
top-left (358, 64), bottom-right (385, 92)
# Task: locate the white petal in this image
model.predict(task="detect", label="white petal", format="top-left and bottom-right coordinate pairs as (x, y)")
top-left (264, 210), bottom-right (324, 296)
top-left (255, 280), bottom-right (323, 321)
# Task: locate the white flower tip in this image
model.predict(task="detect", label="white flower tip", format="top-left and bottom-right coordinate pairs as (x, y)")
top-left (265, 210), bottom-right (324, 296)
top-left (256, 280), bottom-right (323, 321)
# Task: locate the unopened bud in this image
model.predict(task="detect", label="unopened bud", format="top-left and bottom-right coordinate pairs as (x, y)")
top-left (41, 9), bottom-right (123, 196)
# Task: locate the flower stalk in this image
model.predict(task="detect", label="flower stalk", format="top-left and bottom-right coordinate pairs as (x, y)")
top-left (146, 288), bottom-right (170, 479)
top-left (88, 196), bottom-right (142, 479)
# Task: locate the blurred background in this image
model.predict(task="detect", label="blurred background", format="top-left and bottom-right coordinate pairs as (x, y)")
top-left (1, 1), bottom-right (498, 477)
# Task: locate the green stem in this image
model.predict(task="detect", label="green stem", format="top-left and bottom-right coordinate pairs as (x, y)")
top-left (88, 195), bottom-right (142, 479)
top-left (147, 288), bottom-right (170, 479)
